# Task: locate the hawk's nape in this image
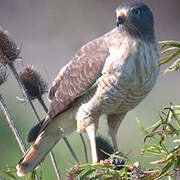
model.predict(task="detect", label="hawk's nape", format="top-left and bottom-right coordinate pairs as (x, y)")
top-left (16, 1), bottom-right (159, 176)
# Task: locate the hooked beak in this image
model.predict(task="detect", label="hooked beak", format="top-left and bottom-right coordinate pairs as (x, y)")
top-left (116, 11), bottom-right (126, 26)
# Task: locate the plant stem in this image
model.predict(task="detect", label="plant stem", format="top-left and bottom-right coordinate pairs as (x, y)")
top-left (155, 168), bottom-right (179, 180)
top-left (38, 96), bottom-right (48, 113)
top-left (62, 136), bottom-right (79, 163)
top-left (0, 94), bottom-right (26, 152)
top-left (49, 152), bottom-right (62, 180)
top-left (79, 133), bottom-right (88, 163)
top-left (8, 62), bottom-right (61, 180)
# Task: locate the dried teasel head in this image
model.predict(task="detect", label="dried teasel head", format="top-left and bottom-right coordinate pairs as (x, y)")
top-left (0, 65), bottom-right (8, 86)
top-left (19, 66), bottom-right (48, 100)
top-left (0, 26), bottom-right (21, 64)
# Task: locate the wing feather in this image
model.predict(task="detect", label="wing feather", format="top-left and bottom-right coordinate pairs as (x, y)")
top-left (47, 35), bottom-right (110, 120)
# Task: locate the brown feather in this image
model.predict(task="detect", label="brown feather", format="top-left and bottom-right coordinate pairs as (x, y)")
top-left (47, 35), bottom-right (110, 121)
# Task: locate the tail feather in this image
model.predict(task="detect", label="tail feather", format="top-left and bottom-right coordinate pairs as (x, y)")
top-left (16, 129), bottom-right (61, 176)
top-left (26, 120), bottom-right (44, 143)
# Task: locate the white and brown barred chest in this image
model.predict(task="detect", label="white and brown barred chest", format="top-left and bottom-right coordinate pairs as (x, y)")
top-left (77, 38), bottom-right (159, 117)
top-left (99, 39), bottom-right (159, 113)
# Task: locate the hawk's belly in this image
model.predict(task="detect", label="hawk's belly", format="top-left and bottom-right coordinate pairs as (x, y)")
top-left (95, 68), bottom-right (159, 114)
top-left (76, 67), bottom-right (159, 120)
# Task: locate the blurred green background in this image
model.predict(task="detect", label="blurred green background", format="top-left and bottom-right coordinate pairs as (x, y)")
top-left (0, 0), bottom-right (179, 179)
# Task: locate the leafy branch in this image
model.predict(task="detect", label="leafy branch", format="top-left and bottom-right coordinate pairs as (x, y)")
top-left (158, 40), bottom-right (180, 72)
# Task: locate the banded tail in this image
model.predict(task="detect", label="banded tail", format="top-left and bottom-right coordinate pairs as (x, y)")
top-left (16, 122), bottom-right (61, 176)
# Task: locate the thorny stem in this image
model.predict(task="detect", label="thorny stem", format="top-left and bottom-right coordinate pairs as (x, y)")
top-left (0, 95), bottom-right (39, 180)
top-left (38, 96), bottom-right (80, 164)
top-left (8, 62), bottom-right (61, 180)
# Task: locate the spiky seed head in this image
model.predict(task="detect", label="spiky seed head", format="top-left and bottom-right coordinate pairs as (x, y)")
top-left (0, 65), bottom-right (8, 86)
top-left (19, 66), bottom-right (47, 100)
top-left (0, 26), bottom-right (21, 64)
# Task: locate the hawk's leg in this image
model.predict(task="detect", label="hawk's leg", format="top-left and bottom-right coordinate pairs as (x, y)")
top-left (107, 113), bottom-right (126, 152)
top-left (77, 111), bottom-right (100, 164)
top-left (86, 124), bottom-right (98, 164)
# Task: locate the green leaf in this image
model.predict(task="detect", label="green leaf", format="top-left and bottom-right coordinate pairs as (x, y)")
top-left (144, 144), bottom-right (167, 155)
top-left (158, 160), bottom-right (174, 177)
top-left (31, 171), bottom-right (36, 180)
top-left (136, 118), bottom-right (149, 136)
top-left (93, 173), bottom-right (114, 180)
top-left (79, 167), bottom-right (95, 179)
top-left (89, 170), bottom-right (97, 179)
top-left (124, 167), bottom-right (129, 179)
top-left (165, 58), bottom-right (180, 72)
top-left (161, 47), bottom-right (178, 55)
top-left (158, 49), bottom-right (180, 66)
top-left (159, 40), bottom-right (180, 49)
top-left (147, 120), bottom-right (162, 130)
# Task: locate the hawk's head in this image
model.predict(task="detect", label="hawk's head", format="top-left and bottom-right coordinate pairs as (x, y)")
top-left (116, 2), bottom-right (154, 40)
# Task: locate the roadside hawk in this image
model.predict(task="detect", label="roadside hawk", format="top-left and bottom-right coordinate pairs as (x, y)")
top-left (16, 1), bottom-right (160, 176)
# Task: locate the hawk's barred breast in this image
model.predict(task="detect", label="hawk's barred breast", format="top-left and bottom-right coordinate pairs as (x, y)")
top-left (76, 28), bottom-right (159, 118)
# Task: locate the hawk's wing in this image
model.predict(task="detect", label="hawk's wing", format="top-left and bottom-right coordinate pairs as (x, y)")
top-left (47, 35), bottom-right (110, 121)
top-left (27, 33), bottom-right (112, 143)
